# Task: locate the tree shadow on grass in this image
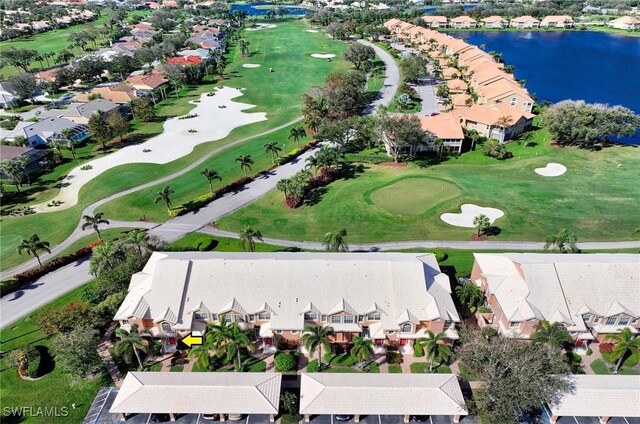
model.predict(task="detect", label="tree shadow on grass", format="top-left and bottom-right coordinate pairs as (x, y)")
top-left (483, 226), bottom-right (501, 236)
top-left (34, 345), bottom-right (55, 377)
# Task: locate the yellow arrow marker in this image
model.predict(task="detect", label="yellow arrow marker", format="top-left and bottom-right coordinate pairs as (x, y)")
top-left (181, 333), bottom-right (203, 348)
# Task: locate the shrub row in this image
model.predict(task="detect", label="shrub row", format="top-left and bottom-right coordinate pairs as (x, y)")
top-left (0, 241), bottom-right (102, 297)
top-left (344, 154), bottom-right (391, 164)
top-left (171, 141), bottom-right (320, 217)
top-left (275, 352), bottom-right (297, 372)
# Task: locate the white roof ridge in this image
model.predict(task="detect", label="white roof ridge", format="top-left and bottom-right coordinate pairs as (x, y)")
top-left (438, 375), bottom-right (467, 410)
top-left (255, 374), bottom-right (285, 411)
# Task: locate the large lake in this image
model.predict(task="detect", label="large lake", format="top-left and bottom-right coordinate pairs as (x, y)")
top-left (451, 31), bottom-right (640, 144)
top-left (230, 2), bottom-right (309, 16)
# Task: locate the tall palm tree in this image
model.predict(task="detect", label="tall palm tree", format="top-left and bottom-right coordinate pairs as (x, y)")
top-left (323, 229), bottom-right (349, 252)
top-left (124, 229), bottom-right (150, 255)
top-left (351, 335), bottom-right (374, 369)
top-left (264, 141), bottom-right (282, 165)
top-left (417, 331), bottom-right (451, 372)
top-left (455, 284), bottom-right (484, 312)
top-left (235, 154), bottom-right (254, 177)
top-left (545, 228), bottom-right (578, 253)
top-left (188, 336), bottom-right (215, 371)
top-left (81, 212), bottom-right (110, 240)
top-left (472, 214), bottom-right (490, 237)
top-left (89, 242), bottom-right (121, 276)
top-left (605, 328), bottom-right (640, 373)
top-left (289, 127), bottom-right (307, 148)
top-left (59, 128), bottom-right (76, 160)
top-left (239, 225), bottom-right (263, 252)
top-left (154, 186), bottom-right (175, 212)
top-left (305, 155), bottom-right (320, 177)
top-left (208, 317), bottom-right (255, 371)
top-left (114, 324), bottom-right (152, 369)
top-left (238, 39), bottom-right (250, 56)
top-left (496, 115), bottom-right (514, 130)
top-left (17, 234), bottom-right (51, 267)
top-left (201, 168), bottom-right (222, 193)
top-left (531, 320), bottom-right (572, 349)
top-left (301, 324), bottom-right (334, 370)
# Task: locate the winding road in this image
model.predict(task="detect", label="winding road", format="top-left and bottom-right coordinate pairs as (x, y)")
top-left (2, 41), bottom-right (638, 329)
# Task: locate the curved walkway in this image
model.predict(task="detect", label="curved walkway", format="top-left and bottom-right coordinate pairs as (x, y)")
top-left (358, 39), bottom-right (400, 113)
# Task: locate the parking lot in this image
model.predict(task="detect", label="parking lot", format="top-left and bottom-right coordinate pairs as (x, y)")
top-left (305, 415), bottom-right (477, 424)
top-left (553, 417), bottom-right (640, 424)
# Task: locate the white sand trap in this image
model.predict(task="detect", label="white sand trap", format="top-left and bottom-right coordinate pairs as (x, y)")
top-left (535, 162), bottom-right (567, 177)
top-left (33, 87), bottom-right (267, 212)
top-left (246, 23), bottom-right (277, 31)
top-left (440, 204), bottom-right (505, 228)
top-left (306, 29), bottom-right (319, 33)
top-left (311, 53), bottom-right (336, 59)
top-left (242, 63), bottom-right (261, 68)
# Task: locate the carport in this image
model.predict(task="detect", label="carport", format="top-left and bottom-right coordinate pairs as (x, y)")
top-left (299, 373), bottom-right (468, 424)
top-left (109, 372), bottom-right (282, 422)
top-left (548, 375), bottom-right (640, 424)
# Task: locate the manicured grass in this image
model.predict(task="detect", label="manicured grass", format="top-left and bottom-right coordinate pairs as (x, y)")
top-left (388, 364), bottom-right (403, 373)
top-left (147, 362), bottom-right (163, 372)
top-left (410, 363), bottom-right (452, 374)
top-left (46, 228), bottom-right (137, 261)
top-left (246, 359), bottom-right (267, 372)
top-left (0, 282), bottom-right (109, 424)
top-left (170, 232), bottom-right (305, 253)
top-left (170, 365), bottom-right (184, 372)
top-left (281, 414), bottom-right (302, 424)
top-left (218, 136), bottom-right (640, 243)
top-left (590, 359), bottom-right (611, 375)
top-left (370, 176), bottom-right (461, 216)
top-left (0, 20), bottom-right (349, 270)
top-left (619, 368), bottom-right (640, 375)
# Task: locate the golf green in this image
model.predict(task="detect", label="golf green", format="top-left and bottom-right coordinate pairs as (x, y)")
top-left (369, 177), bottom-right (461, 216)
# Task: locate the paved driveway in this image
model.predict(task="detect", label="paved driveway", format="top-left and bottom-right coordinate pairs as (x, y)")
top-left (416, 81), bottom-right (439, 116)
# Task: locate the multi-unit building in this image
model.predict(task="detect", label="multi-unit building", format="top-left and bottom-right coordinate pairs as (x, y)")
top-left (480, 16), bottom-right (508, 29)
top-left (540, 15), bottom-right (574, 28)
top-left (457, 103), bottom-right (534, 143)
top-left (421, 15), bottom-right (449, 29)
top-left (418, 112), bottom-right (466, 153)
top-left (449, 16), bottom-right (477, 29)
top-left (509, 15), bottom-right (541, 28)
top-left (114, 252), bottom-right (461, 354)
top-left (607, 16), bottom-right (640, 30)
top-left (470, 253), bottom-right (639, 349)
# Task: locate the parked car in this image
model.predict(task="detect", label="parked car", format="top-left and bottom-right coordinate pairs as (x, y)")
top-left (150, 414), bottom-right (171, 423)
top-left (202, 414), bottom-right (220, 421)
top-left (228, 414), bottom-right (245, 421)
top-left (410, 416), bottom-right (429, 422)
top-left (335, 416), bottom-right (352, 422)
top-left (430, 112), bottom-right (439, 116)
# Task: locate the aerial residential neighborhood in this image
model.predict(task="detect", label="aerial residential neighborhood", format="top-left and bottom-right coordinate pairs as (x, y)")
top-left (0, 0), bottom-right (639, 424)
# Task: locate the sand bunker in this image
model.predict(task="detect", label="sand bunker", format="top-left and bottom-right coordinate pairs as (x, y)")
top-left (535, 162), bottom-right (567, 177)
top-left (306, 29), bottom-right (319, 33)
top-left (33, 87), bottom-right (267, 212)
top-left (440, 204), bottom-right (504, 228)
top-left (242, 64), bottom-right (261, 68)
top-left (311, 53), bottom-right (336, 59)
top-left (247, 23), bottom-right (277, 31)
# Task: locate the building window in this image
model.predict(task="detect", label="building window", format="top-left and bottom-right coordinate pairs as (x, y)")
top-left (304, 313), bottom-right (317, 321)
top-left (605, 317), bottom-right (617, 326)
top-left (235, 315), bottom-right (244, 323)
top-left (291, 330), bottom-right (298, 334)
top-left (258, 313), bottom-right (271, 320)
top-left (358, 315), bottom-right (364, 322)
top-left (387, 330), bottom-right (395, 335)
top-left (212, 314), bottom-right (218, 321)
top-left (321, 314), bottom-right (328, 322)
top-left (249, 314), bottom-right (255, 321)
top-left (121, 319), bottom-right (130, 325)
top-left (275, 330), bottom-right (283, 334)
top-left (401, 323), bottom-right (412, 333)
top-left (222, 314), bottom-right (233, 322)
top-left (594, 316), bottom-right (602, 324)
top-left (331, 315), bottom-right (342, 324)
top-left (509, 321), bottom-right (521, 329)
top-left (194, 312), bottom-right (208, 321)
top-left (630, 318), bottom-right (638, 325)
top-left (510, 97), bottom-right (517, 106)
top-left (444, 320), bottom-right (453, 328)
top-left (618, 317), bottom-right (631, 326)
top-left (582, 314), bottom-right (592, 323)
top-left (368, 313), bottom-right (381, 321)
top-left (161, 322), bottom-right (172, 332)
top-left (343, 315), bottom-right (354, 324)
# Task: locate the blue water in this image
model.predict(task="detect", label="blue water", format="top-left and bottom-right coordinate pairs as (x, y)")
top-left (424, 4), bottom-right (477, 14)
top-left (451, 31), bottom-right (640, 144)
top-left (230, 2), bottom-right (309, 16)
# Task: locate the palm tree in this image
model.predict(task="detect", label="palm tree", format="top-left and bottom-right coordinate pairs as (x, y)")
top-left (17, 234), bottom-right (51, 267)
top-left (239, 225), bottom-right (263, 252)
top-left (89, 242), bottom-right (121, 276)
top-left (301, 324), bottom-right (334, 370)
top-left (124, 229), bottom-right (150, 255)
top-left (188, 337), bottom-right (215, 371)
top-left (305, 155), bottom-right (320, 177)
top-left (323, 229), bottom-right (349, 252)
top-left (238, 39), bottom-right (250, 56)
top-left (49, 140), bottom-right (65, 157)
top-left (201, 168), bottom-right (222, 193)
top-left (289, 127), bottom-right (307, 148)
top-left (114, 324), bottom-right (152, 369)
top-left (235, 154), bottom-right (254, 177)
top-left (417, 331), bottom-right (451, 372)
top-left (605, 328), bottom-right (640, 373)
top-left (473, 214), bottom-right (490, 237)
top-left (264, 141), bottom-right (282, 165)
top-left (455, 284), bottom-right (484, 312)
top-left (154, 186), bottom-right (175, 212)
top-left (59, 128), bottom-right (76, 160)
top-left (545, 228), bottom-right (578, 253)
top-left (351, 335), bottom-right (374, 369)
top-left (531, 320), bottom-right (572, 349)
top-left (208, 317), bottom-right (255, 371)
top-left (81, 212), bottom-right (110, 240)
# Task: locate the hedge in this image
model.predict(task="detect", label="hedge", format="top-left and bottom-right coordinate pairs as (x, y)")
top-left (413, 343), bottom-right (424, 357)
top-left (1, 241), bottom-right (102, 297)
top-left (274, 353), bottom-right (297, 372)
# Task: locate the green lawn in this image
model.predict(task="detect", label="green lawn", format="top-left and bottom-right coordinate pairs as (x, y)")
top-left (388, 364), bottom-right (403, 373)
top-left (168, 232), bottom-right (303, 253)
top-left (410, 363), bottom-right (452, 374)
top-left (0, 282), bottom-right (110, 424)
top-left (170, 365), bottom-right (184, 372)
top-left (218, 136), bottom-right (640, 243)
top-left (0, 20), bottom-right (350, 270)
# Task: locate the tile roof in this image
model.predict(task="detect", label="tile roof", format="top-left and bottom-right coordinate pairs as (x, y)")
top-left (419, 113), bottom-right (465, 140)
